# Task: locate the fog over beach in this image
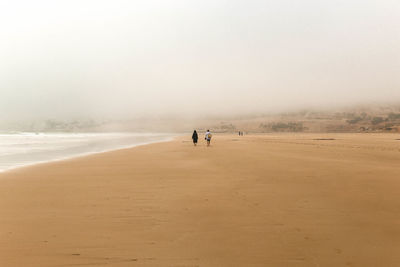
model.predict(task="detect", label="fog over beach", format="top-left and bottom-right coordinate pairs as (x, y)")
top-left (1, 0), bottom-right (399, 124)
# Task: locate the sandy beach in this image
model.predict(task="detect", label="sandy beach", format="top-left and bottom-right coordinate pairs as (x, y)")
top-left (1, 133), bottom-right (400, 266)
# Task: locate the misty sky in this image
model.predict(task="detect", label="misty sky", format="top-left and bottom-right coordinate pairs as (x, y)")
top-left (1, 0), bottom-right (399, 120)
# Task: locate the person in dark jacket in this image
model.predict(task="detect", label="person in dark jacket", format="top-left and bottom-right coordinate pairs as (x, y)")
top-left (192, 130), bottom-right (198, 146)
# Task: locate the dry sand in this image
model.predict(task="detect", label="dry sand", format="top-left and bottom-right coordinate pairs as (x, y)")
top-left (1, 133), bottom-right (400, 266)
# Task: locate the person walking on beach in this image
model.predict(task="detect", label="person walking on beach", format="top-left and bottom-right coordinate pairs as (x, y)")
top-left (205, 130), bottom-right (212, 146)
top-left (192, 130), bottom-right (198, 146)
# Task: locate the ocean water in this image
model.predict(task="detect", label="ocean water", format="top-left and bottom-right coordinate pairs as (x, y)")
top-left (0, 132), bottom-right (173, 172)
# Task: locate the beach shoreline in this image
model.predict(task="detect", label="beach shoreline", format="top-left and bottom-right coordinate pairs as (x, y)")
top-left (0, 133), bottom-right (176, 174)
top-left (1, 133), bottom-right (400, 266)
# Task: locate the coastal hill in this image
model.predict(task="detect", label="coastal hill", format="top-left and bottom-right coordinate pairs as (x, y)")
top-left (211, 104), bottom-right (400, 133)
top-left (2, 104), bottom-right (400, 134)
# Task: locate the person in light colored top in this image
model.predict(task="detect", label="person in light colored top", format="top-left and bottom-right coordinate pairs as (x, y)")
top-left (205, 130), bottom-right (212, 146)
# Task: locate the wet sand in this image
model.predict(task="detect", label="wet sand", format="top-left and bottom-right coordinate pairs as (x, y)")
top-left (1, 133), bottom-right (400, 266)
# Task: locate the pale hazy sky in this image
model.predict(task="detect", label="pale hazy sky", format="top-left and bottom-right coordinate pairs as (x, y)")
top-left (1, 0), bottom-right (399, 120)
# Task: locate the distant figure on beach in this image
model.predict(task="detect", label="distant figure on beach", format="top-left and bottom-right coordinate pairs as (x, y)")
top-left (192, 130), bottom-right (198, 146)
top-left (205, 130), bottom-right (212, 146)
